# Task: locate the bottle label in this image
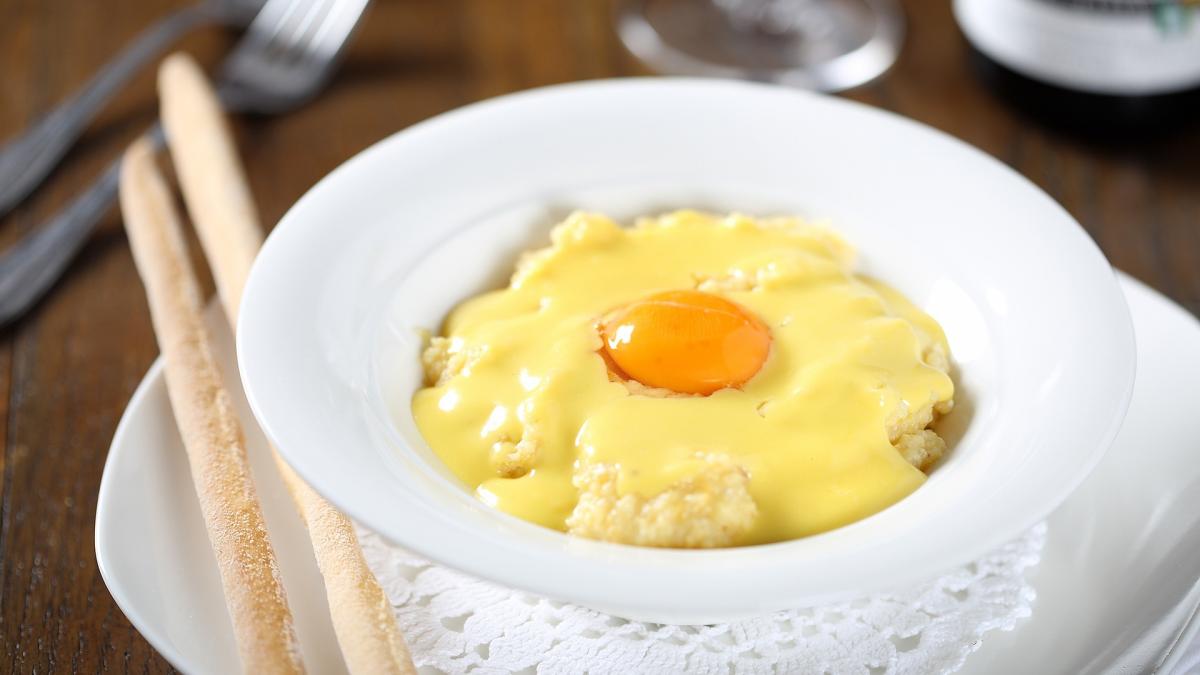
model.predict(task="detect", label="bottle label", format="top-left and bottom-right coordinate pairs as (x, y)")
top-left (956, 0), bottom-right (1200, 93)
top-left (1038, 0), bottom-right (1196, 34)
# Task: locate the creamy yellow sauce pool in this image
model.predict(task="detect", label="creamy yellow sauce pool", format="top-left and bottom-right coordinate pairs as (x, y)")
top-left (412, 211), bottom-right (954, 547)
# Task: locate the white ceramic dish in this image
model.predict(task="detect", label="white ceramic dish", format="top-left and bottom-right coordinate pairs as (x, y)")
top-left (234, 79), bottom-right (1135, 623)
top-left (95, 275), bottom-right (1199, 673)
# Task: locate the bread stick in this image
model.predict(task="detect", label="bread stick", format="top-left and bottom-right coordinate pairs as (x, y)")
top-left (158, 52), bottom-right (415, 675)
top-left (119, 137), bottom-right (305, 675)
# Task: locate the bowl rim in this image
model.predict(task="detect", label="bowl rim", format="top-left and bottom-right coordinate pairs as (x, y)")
top-left (238, 77), bottom-right (1136, 621)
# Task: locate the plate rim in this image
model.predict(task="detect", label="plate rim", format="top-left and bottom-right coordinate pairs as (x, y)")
top-left (94, 357), bottom-right (195, 674)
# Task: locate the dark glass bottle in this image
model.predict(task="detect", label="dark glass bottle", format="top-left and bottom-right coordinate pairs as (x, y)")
top-left (954, 0), bottom-right (1200, 135)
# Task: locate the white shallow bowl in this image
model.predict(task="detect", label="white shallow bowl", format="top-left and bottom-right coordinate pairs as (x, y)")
top-left (237, 78), bottom-right (1135, 624)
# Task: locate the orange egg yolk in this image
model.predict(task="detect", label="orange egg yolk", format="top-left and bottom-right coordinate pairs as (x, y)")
top-left (599, 290), bottom-right (772, 395)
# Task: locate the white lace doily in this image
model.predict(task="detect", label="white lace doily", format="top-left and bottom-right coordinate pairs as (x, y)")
top-left (358, 523), bottom-right (1046, 675)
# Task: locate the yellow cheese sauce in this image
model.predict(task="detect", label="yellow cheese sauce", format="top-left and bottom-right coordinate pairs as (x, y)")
top-left (412, 211), bottom-right (954, 547)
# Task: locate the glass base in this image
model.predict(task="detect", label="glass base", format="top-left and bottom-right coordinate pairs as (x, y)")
top-left (616, 0), bottom-right (905, 92)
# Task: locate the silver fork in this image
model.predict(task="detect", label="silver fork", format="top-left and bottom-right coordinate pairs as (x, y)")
top-left (0, 0), bottom-right (266, 219)
top-left (0, 0), bottom-right (370, 327)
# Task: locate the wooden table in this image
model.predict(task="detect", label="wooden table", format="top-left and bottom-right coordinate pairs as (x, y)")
top-left (0, 0), bottom-right (1196, 671)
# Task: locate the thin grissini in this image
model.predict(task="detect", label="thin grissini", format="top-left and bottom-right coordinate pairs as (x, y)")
top-left (158, 52), bottom-right (415, 675)
top-left (119, 136), bottom-right (305, 675)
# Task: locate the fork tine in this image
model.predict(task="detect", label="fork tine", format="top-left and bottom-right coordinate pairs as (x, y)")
top-left (216, 0), bottom-right (368, 111)
top-left (272, 0), bottom-right (330, 52)
top-left (266, 0), bottom-right (368, 63)
top-left (226, 0), bottom-right (335, 69)
top-left (308, 0), bottom-right (370, 60)
top-left (231, 0), bottom-right (307, 57)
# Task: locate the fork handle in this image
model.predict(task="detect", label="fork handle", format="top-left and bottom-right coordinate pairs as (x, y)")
top-left (0, 3), bottom-right (213, 218)
top-left (0, 125), bottom-right (165, 326)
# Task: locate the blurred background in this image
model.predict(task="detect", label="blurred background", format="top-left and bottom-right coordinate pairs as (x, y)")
top-left (0, 0), bottom-right (1197, 670)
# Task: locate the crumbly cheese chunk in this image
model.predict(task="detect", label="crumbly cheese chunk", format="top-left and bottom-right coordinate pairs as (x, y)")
top-left (566, 454), bottom-right (758, 548)
top-left (884, 342), bottom-right (954, 472)
top-left (489, 423), bottom-right (540, 479)
top-left (895, 430), bottom-right (947, 472)
top-left (422, 336), bottom-right (481, 385)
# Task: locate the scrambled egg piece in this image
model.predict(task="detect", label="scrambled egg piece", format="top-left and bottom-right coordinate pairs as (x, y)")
top-left (566, 454), bottom-right (757, 548)
top-left (424, 337), bottom-right (540, 477)
top-left (488, 425), bottom-right (540, 479)
top-left (422, 336), bottom-right (479, 386)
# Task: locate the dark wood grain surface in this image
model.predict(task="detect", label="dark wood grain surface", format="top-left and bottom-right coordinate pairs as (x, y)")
top-left (0, 0), bottom-right (1196, 671)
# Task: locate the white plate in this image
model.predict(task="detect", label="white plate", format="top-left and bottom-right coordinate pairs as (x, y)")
top-left (96, 273), bottom-right (1200, 674)
top-left (236, 79), bottom-right (1134, 622)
